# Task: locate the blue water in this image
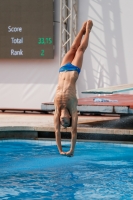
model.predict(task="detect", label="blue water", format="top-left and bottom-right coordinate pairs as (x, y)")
top-left (0, 140), bottom-right (133, 200)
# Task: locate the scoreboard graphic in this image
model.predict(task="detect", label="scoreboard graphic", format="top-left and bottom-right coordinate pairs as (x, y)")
top-left (0, 0), bottom-right (54, 59)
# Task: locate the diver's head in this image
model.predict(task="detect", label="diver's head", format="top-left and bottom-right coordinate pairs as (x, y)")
top-left (60, 108), bottom-right (71, 128)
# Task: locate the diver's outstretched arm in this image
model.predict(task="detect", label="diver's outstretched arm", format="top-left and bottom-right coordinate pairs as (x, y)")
top-left (66, 112), bottom-right (78, 157)
top-left (54, 112), bottom-right (65, 155)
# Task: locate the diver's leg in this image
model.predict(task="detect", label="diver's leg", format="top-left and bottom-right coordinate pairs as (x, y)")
top-left (60, 22), bottom-right (87, 66)
top-left (71, 20), bottom-right (93, 69)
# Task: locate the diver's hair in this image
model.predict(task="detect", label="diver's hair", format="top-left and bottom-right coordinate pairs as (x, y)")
top-left (66, 109), bottom-right (72, 127)
top-left (68, 117), bottom-right (72, 127)
top-left (61, 118), bottom-right (72, 128)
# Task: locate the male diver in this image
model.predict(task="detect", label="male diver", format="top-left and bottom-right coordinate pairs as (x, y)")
top-left (54, 20), bottom-right (93, 156)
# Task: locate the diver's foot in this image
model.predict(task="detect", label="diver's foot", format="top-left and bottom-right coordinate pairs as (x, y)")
top-left (81, 21), bottom-right (87, 34)
top-left (86, 20), bottom-right (93, 32)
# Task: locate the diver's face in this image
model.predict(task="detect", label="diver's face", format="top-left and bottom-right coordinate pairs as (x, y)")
top-left (60, 117), bottom-right (70, 127)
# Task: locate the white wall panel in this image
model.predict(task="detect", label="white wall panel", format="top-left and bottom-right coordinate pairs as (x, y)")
top-left (77, 0), bottom-right (133, 98)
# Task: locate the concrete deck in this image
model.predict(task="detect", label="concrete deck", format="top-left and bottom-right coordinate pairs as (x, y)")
top-left (0, 112), bottom-right (133, 142)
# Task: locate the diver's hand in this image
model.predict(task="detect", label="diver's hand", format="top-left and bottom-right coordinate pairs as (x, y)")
top-left (60, 151), bottom-right (66, 156)
top-left (66, 150), bottom-right (74, 157)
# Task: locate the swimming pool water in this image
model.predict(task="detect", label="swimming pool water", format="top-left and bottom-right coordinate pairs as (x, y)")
top-left (0, 140), bottom-right (133, 200)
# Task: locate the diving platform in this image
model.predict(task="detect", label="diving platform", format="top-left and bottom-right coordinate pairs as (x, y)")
top-left (41, 94), bottom-right (133, 115)
top-left (82, 83), bottom-right (133, 94)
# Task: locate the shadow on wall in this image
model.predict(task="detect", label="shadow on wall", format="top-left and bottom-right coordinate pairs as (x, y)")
top-left (77, 0), bottom-right (127, 97)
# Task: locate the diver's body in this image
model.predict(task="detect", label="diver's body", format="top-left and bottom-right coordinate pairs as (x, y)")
top-left (54, 20), bottom-right (93, 156)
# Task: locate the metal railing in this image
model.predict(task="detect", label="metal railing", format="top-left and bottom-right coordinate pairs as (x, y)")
top-left (60, 0), bottom-right (78, 63)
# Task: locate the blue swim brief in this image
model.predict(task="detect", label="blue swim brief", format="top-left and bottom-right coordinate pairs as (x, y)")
top-left (59, 63), bottom-right (81, 74)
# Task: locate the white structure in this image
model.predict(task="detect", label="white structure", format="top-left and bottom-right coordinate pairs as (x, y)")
top-left (60, 0), bottom-right (77, 63)
top-left (0, 0), bottom-right (133, 109)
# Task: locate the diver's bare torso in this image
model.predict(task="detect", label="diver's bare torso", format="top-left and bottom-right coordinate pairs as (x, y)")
top-left (54, 70), bottom-right (78, 114)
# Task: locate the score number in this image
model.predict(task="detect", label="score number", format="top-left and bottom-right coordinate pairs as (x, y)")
top-left (38, 37), bottom-right (52, 45)
top-left (38, 37), bottom-right (52, 57)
